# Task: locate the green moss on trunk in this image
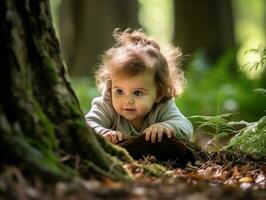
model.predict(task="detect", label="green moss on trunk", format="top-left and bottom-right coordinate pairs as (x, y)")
top-left (0, 0), bottom-right (132, 182)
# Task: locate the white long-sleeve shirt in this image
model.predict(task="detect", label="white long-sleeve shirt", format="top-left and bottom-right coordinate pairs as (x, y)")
top-left (85, 96), bottom-right (193, 139)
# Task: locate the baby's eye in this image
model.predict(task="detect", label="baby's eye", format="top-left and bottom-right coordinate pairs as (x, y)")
top-left (134, 90), bottom-right (144, 96)
top-left (114, 89), bottom-right (124, 95)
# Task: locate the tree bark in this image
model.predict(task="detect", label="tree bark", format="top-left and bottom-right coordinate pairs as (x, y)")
top-left (0, 0), bottom-right (132, 181)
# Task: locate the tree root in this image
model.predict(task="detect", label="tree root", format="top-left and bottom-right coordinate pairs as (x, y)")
top-left (85, 157), bottom-right (133, 182)
top-left (95, 134), bottom-right (134, 163)
top-left (0, 133), bottom-right (78, 182)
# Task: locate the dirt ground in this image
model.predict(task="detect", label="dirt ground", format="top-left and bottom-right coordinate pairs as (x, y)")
top-left (1, 155), bottom-right (265, 200)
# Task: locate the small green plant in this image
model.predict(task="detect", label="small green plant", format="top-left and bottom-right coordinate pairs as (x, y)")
top-left (190, 113), bottom-right (236, 139)
top-left (246, 44), bottom-right (266, 110)
top-left (254, 88), bottom-right (266, 97)
top-left (244, 44), bottom-right (266, 98)
top-left (243, 44), bottom-right (266, 71)
top-left (190, 113), bottom-right (237, 151)
top-left (189, 93), bottom-right (237, 151)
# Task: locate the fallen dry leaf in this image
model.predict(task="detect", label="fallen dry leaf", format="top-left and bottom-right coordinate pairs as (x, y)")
top-left (232, 166), bottom-right (241, 178)
top-left (239, 176), bottom-right (253, 183)
top-left (102, 177), bottom-right (124, 189)
top-left (255, 173), bottom-right (265, 184)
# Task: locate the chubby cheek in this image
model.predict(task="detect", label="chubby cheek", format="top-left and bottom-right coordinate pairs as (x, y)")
top-left (113, 105), bottom-right (121, 116)
top-left (112, 98), bottom-right (121, 112)
top-left (137, 101), bottom-right (153, 114)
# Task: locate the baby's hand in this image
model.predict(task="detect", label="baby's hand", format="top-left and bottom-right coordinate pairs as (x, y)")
top-left (143, 123), bottom-right (172, 143)
top-left (103, 131), bottom-right (123, 144)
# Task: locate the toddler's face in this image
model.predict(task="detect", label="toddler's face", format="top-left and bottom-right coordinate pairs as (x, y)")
top-left (111, 71), bottom-right (160, 130)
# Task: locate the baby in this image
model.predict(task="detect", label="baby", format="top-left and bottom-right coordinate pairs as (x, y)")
top-left (85, 29), bottom-right (193, 144)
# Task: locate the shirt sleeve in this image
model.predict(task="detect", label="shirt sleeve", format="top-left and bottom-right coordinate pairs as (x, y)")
top-left (84, 97), bottom-right (115, 135)
top-left (157, 99), bottom-right (193, 139)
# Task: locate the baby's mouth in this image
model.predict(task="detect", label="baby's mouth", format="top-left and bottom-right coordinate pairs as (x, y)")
top-left (123, 108), bottom-right (136, 112)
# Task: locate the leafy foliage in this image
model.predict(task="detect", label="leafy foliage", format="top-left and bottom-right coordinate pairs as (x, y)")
top-left (225, 116), bottom-right (266, 157)
top-left (189, 113), bottom-right (238, 152)
top-left (190, 113), bottom-right (236, 139)
top-left (243, 44), bottom-right (266, 71)
top-left (224, 45), bottom-right (266, 157)
top-left (176, 48), bottom-right (266, 122)
top-left (189, 45), bottom-right (266, 155)
top-left (254, 88), bottom-right (266, 96)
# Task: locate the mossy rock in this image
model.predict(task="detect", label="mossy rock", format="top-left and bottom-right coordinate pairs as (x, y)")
top-left (226, 116), bottom-right (266, 158)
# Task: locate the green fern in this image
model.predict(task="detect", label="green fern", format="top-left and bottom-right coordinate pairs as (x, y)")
top-left (190, 113), bottom-right (237, 139)
top-left (254, 88), bottom-right (266, 96)
top-left (190, 93), bottom-right (237, 140)
top-left (243, 44), bottom-right (266, 71)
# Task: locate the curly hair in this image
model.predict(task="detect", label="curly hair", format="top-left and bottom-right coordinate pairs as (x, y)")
top-left (96, 28), bottom-right (186, 102)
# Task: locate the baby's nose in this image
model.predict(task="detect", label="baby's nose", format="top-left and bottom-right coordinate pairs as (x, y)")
top-left (128, 98), bottom-right (134, 104)
top-left (125, 96), bottom-right (134, 104)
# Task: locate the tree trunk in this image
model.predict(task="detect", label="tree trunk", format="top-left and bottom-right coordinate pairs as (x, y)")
top-left (58, 0), bottom-right (140, 76)
top-left (174, 0), bottom-right (235, 65)
top-left (0, 0), bottom-right (132, 181)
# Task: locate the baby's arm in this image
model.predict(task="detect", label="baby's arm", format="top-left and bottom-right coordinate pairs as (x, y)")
top-left (159, 99), bottom-right (193, 139)
top-left (85, 97), bottom-right (123, 143)
top-left (144, 99), bottom-right (193, 142)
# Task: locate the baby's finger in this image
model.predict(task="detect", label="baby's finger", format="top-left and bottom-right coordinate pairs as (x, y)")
top-left (151, 128), bottom-right (157, 143)
top-left (111, 134), bottom-right (117, 144)
top-left (144, 129), bottom-right (151, 141)
top-left (117, 131), bottom-right (123, 141)
top-left (157, 127), bottom-right (163, 142)
top-left (165, 127), bottom-right (172, 138)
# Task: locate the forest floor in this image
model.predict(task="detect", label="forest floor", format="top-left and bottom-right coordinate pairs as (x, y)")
top-left (1, 154), bottom-right (266, 200)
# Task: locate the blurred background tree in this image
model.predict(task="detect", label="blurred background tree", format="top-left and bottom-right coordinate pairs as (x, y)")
top-left (174, 0), bottom-right (235, 67)
top-left (57, 0), bottom-right (140, 76)
top-left (50, 0), bottom-right (265, 121)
